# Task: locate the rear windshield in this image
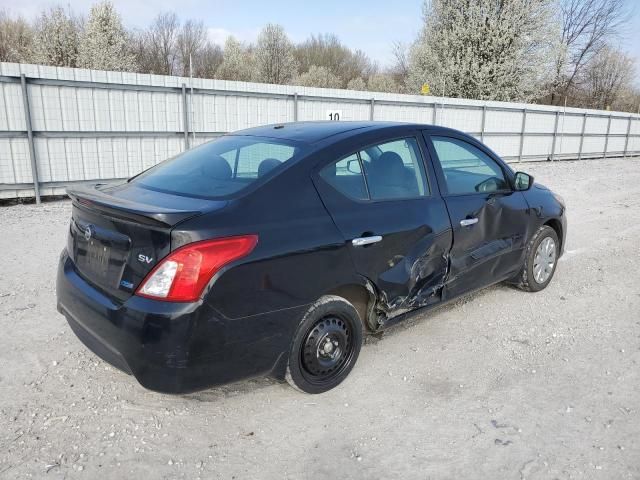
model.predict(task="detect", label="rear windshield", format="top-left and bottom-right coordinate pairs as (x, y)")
top-left (132, 136), bottom-right (305, 198)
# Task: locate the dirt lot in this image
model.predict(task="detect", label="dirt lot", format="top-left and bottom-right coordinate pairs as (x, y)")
top-left (1, 157), bottom-right (639, 479)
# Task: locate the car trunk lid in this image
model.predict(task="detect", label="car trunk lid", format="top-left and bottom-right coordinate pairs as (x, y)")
top-left (66, 183), bottom-right (227, 301)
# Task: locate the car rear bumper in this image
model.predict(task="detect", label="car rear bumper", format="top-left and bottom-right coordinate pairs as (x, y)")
top-left (56, 249), bottom-right (306, 393)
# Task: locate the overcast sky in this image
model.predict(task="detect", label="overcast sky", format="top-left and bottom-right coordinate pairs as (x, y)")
top-left (1, 0), bottom-right (639, 70)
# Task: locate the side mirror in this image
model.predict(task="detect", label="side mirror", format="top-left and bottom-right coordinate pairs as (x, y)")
top-left (514, 171), bottom-right (534, 191)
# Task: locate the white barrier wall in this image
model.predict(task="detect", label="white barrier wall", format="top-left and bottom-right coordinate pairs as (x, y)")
top-left (1, 62), bottom-right (639, 200)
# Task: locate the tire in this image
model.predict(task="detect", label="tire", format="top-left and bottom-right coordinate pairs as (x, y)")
top-left (515, 225), bottom-right (560, 292)
top-left (285, 295), bottom-right (363, 394)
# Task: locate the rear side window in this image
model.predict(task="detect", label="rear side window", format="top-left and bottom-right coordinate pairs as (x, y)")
top-left (320, 137), bottom-right (429, 201)
top-left (319, 153), bottom-right (368, 200)
top-left (133, 136), bottom-right (304, 198)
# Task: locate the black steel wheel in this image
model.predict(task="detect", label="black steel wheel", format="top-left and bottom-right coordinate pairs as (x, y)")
top-left (286, 296), bottom-right (363, 394)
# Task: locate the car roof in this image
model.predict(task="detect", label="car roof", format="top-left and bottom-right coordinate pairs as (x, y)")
top-left (227, 121), bottom-right (443, 144)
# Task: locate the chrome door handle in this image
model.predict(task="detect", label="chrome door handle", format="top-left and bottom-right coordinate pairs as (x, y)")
top-left (352, 235), bottom-right (383, 247)
top-left (460, 218), bottom-right (478, 227)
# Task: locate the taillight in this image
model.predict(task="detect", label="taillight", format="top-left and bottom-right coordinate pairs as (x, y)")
top-left (136, 235), bottom-right (258, 302)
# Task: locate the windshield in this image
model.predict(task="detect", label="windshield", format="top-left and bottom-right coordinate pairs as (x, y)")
top-left (132, 136), bottom-right (305, 198)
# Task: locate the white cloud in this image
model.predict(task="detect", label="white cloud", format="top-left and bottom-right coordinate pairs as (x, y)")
top-left (207, 28), bottom-right (232, 46)
top-left (206, 26), bottom-right (260, 46)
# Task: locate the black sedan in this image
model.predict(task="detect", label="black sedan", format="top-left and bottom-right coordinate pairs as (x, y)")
top-left (56, 121), bottom-right (566, 394)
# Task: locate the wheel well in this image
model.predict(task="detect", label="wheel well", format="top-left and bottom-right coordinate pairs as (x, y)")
top-left (544, 218), bottom-right (563, 250)
top-left (326, 284), bottom-right (374, 331)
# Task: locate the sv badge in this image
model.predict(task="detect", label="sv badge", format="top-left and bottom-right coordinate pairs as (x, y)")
top-left (138, 254), bottom-right (154, 264)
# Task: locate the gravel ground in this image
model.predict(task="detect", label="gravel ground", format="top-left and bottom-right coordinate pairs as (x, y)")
top-left (1, 157), bottom-right (639, 479)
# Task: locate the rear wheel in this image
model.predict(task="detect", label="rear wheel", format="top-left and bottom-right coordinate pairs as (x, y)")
top-left (515, 225), bottom-right (559, 292)
top-left (285, 296), bottom-right (363, 394)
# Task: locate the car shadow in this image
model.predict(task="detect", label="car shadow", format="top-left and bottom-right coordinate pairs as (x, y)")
top-left (179, 283), bottom-right (516, 400)
top-left (181, 375), bottom-right (287, 402)
top-left (371, 283), bottom-right (513, 341)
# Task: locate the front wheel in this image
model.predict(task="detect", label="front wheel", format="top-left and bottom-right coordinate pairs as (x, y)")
top-left (515, 225), bottom-right (560, 292)
top-left (285, 295), bottom-right (363, 394)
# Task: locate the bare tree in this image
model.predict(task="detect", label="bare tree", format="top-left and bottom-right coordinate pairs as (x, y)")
top-left (390, 41), bottom-right (409, 79)
top-left (193, 42), bottom-right (223, 78)
top-left (255, 23), bottom-right (297, 84)
top-left (0, 11), bottom-right (34, 63)
top-left (343, 49), bottom-right (378, 87)
top-left (614, 87), bottom-right (640, 114)
top-left (295, 34), bottom-right (347, 75)
top-left (143, 12), bottom-right (180, 75)
top-left (581, 45), bottom-right (634, 110)
top-left (550, 0), bottom-right (629, 104)
top-left (33, 6), bottom-right (83, 67)
top-left (294, 34), bottom-right (377, 87)
top-left (112, 13), bottom-right (219, 78)
top-left (176, 20), bottom-right (206, 76)
top-left (130, 29), bottom-right (153, 73)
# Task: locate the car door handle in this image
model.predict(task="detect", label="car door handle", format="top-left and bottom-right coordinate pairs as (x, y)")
top-left (352, 235), bottom-right (383, 247)
top-left (460, 218), bottom-right (479, 227)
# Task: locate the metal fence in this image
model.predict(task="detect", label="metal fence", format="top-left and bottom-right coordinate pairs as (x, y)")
top-left (1, 62), bottom-right (639, 201)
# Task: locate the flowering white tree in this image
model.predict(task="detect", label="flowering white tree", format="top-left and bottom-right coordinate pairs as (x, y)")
top-left (346, 77), bottom-right (367, 91)
top-left (295, 65), bottom-right (342, 88)
top-left (77, 1), bottom-right (136, 71)
top-left (408, 0), bottom-right (560, 102)
top-left (255, 24), bottom-right (297, 84)
top-left (0, 12), bottom-right (34, 63)
top-left (367, 74), bottom-right (400, 93)
top-left (33, 7), bottom-right (82, 67)
top-left (217, 36), bottom-right (256, 82)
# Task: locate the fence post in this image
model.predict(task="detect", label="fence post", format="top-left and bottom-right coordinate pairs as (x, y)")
top-left (603, 114), bottom-right (612, 159)
top-left (518, 109), bottom-right (527, 162)
top-left (480, 105), bottom-right (487, 142)
top-left (432, 102), bottom-right (437, 125)
top-left (20, 74), bottom-right (40, 204)
top-left (181, 84), bottom-right (189, 150)
top-left (623, 116), bottom-right (632, 159)
top-left (293, 93), bottom-right (298, 122)
top-left (369, 98), bottom-right (375, 121)
top-left (578, 113), bottom-right (586, 160)
top-left (558, 100), bottom-right (567, 160)
top-left (550, 111), bottom-right (559, 161)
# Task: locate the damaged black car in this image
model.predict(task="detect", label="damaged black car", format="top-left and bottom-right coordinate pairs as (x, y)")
top-left (56, 121), bottom-right (566, 394)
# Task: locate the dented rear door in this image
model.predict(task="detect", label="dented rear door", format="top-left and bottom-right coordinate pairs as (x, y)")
top-left (313, 131), bottom-right (453, 322)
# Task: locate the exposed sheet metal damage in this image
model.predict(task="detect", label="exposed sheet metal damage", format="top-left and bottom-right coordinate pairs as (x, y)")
top-left (367, 231), bottom-right (452, 330)
top-left (367, 194), bottom-right (534, 330)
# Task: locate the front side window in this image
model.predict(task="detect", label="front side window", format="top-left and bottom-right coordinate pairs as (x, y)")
top-left (431, 136), bottom-right (509, 194)
top-left (320, 137), bottom-right (429, 201)
top-left (133, 136), bottom-right (303, 198)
